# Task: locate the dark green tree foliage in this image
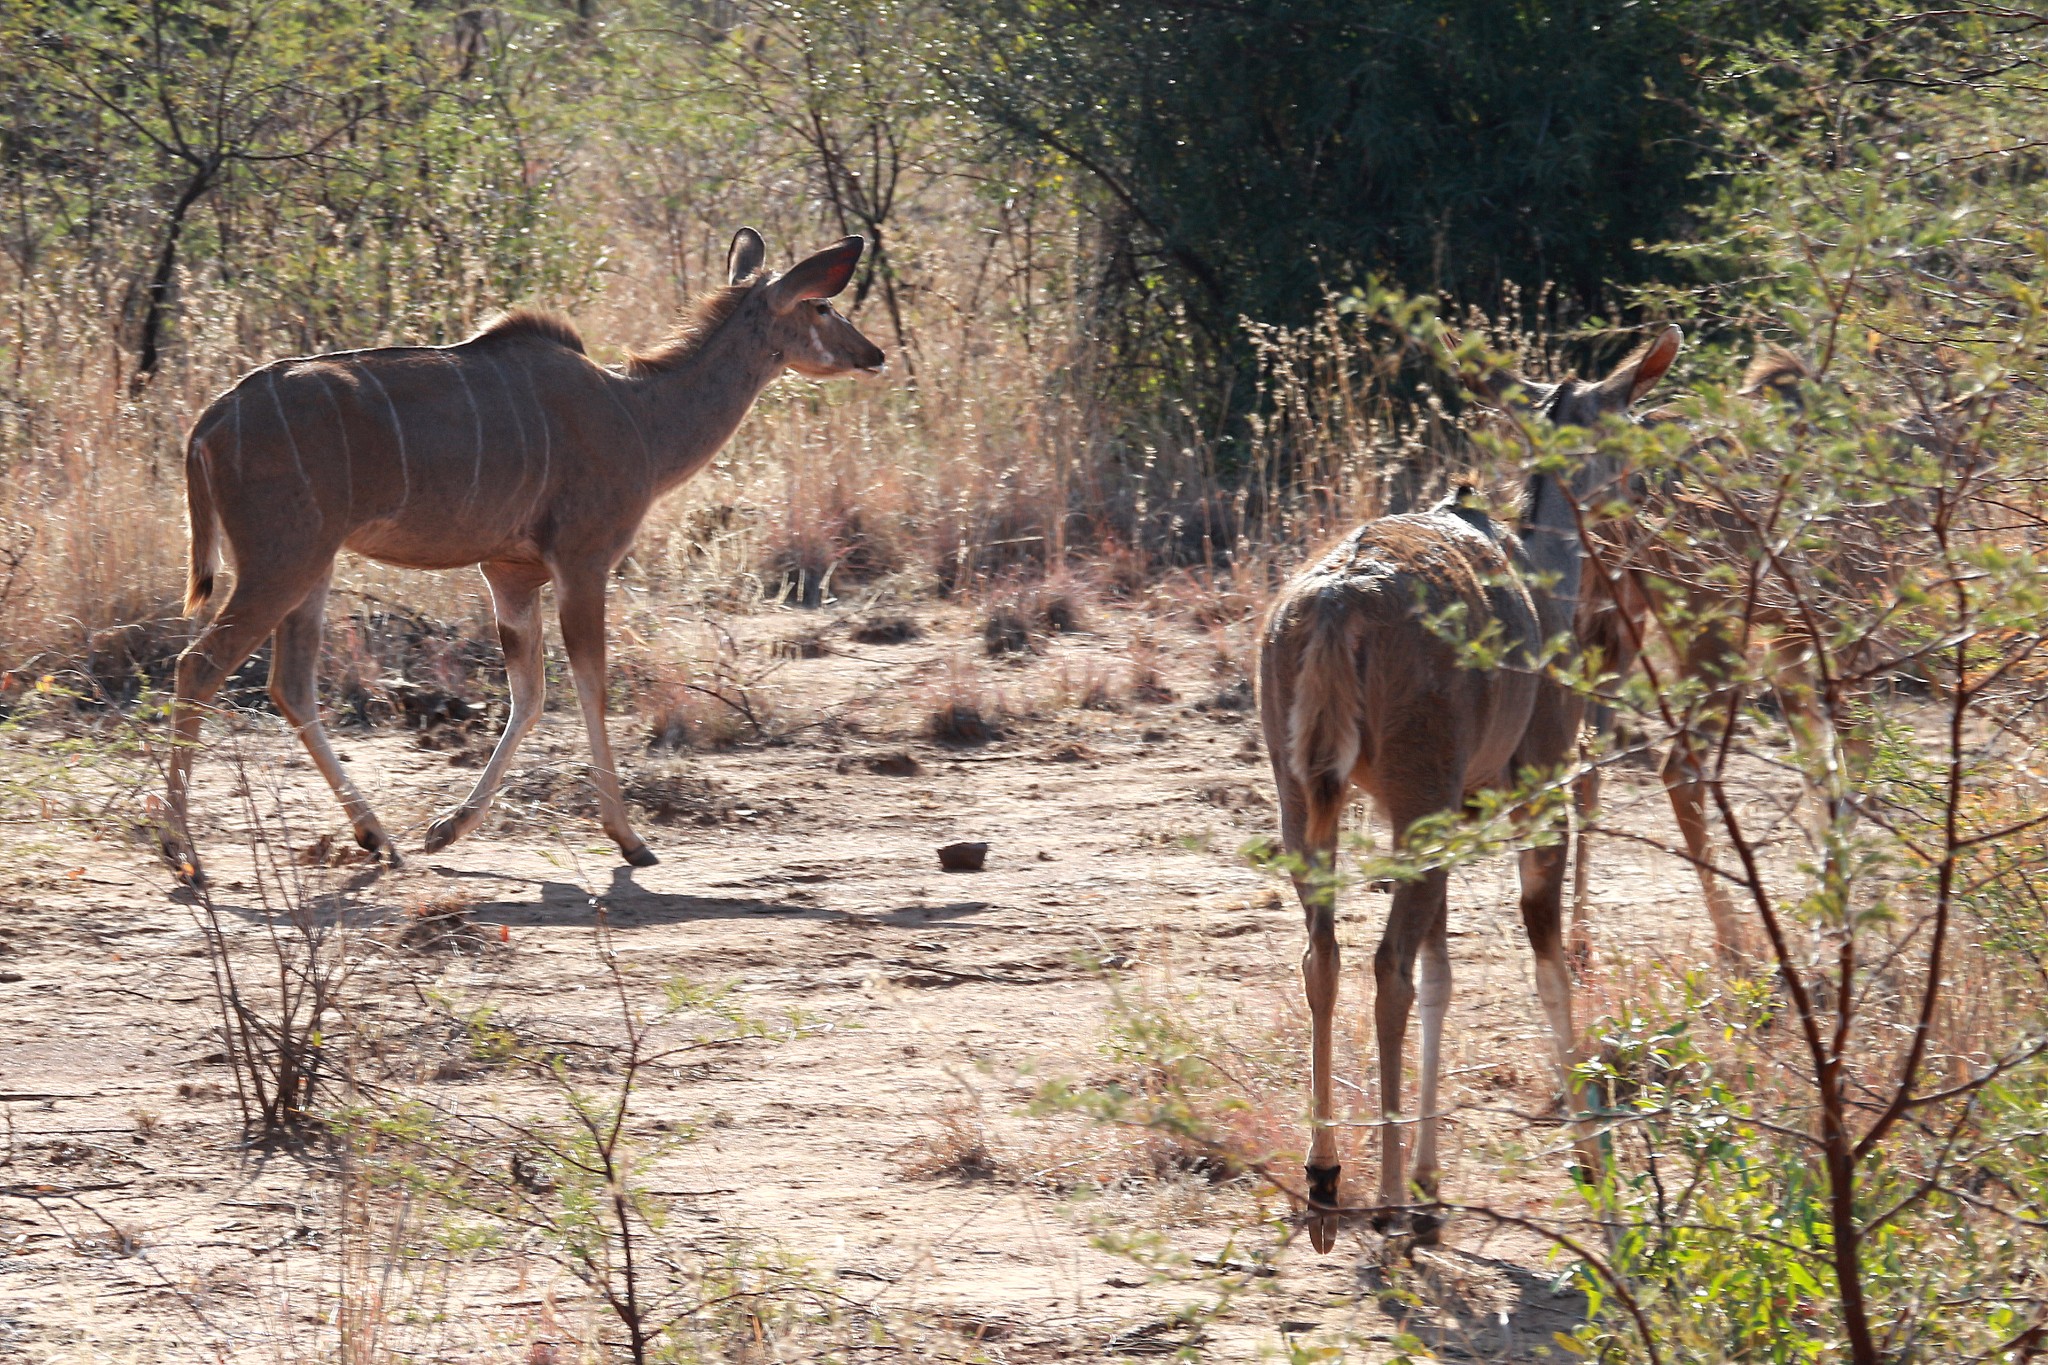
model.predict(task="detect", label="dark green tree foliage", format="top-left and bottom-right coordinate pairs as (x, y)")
top-left (951, 0), bottom-right (1817, 382)
top-left (1, 0), bottom-right (602, 379)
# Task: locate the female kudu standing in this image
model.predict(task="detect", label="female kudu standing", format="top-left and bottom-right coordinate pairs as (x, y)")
top-left (1260, 327), bottom-right (1682, 1251)
top-left (163, 229), bottom-right (884, 884)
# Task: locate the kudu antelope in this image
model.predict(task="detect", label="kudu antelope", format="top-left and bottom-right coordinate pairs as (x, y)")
top-left (1260, 326), bottom-right (1683, 1252)
top-left (1566, 346), bottom-right (1925, 961)
top-left (162, 229), bottom-right (885, 883)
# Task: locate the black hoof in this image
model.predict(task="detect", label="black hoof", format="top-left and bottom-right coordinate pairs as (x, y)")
top-left (162, 844), bottom-right (206, 889)
top-left (1411, 1209), bottom-right (1443, 1246)
top-left (1306, 1163), bottom-right (1340, 1208)
top-left (624, 844), bottom-right (659, 868)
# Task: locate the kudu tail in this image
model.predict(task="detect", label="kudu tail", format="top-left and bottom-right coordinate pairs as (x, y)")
top-left (183, 431), bottom-right (218, 616)
top-left (1286, 589), bottom-right (1369, 805)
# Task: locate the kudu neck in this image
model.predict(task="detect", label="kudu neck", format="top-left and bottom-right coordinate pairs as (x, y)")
top-left (624, 310), bottom-right (787, 491)
top-left (1520, 468), bottom-right (1585, 610)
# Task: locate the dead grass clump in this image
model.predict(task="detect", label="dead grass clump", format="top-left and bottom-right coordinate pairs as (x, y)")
top-left (624, 770), bottom-right (751, 826)
top-left (1155, 568), bottom-right (1264, 628)
top-left (898, 1098), bottom-right (1005, 1182)
top-left (927, 702), bottom-right (1001, 746)
top-left (1126, 631), bottom-right (1177, 705)
top-left (1192, 678), bottom-right (1254, 713)
top-left (837, 748), bottom-right (923, 776)
top-left (762, 472), bottom-right (908, 606)
top-left (1039, 592), bottom-right (1084, 635)
top-left (921, 656), bottom-right (1018, 745)
top-left (1050, 657), bottom-right (1121, 712)
top-left (636, 625), bottom-right (784, 751)
top-left (644, 684), bottom-right (753, 751)
top-left (772, 628), bottom-right (831, 660)
top-left (397, 896), bottom-right (491, 954)
top-left (851, 614), bottom-right (922, 645)
top-left (982, 607), bottom-right (1033, 657)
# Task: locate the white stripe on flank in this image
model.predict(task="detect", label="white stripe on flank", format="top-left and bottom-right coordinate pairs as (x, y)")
top-left (268, 370), bottom-right (321, 530)
top-left (516, 352), bottom-right (552, 537)
top-left (358, 365), bottom-right (409, 511)
top-left (489, 355), bottom-right (530, 467)
top-left (446, 353), bottom-right (484, 512)
top-left (317, 371), bottom-right (356, 525)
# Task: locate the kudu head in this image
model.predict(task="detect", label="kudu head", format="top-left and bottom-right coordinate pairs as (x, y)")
top-left (724, 228), bottom-right (888, 378)
top-left (1465, 325), bottom-right (1684, 429)
top-left (1461, 326), bottom-right (1685, 608)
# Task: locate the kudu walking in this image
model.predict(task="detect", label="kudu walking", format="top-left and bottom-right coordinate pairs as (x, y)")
top-left (1260, 327), bottom-right (1682, 1252)
top-left (162, 229), bottom-right (884, 883)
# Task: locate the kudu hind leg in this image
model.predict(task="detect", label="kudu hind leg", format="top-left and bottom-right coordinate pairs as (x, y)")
top-left (1280, 772), bottom-right (1348, 1253)
top-left (164, 575), bottom-right (320, 882)
top-left (555, 565), bottom-right (655, 867)
top-left (424, 562), bottom-right (549, 855)
top-left (269, 576), bottom-right (398, 862)
top-left (1373, 864), bottom-right (1445, 1233)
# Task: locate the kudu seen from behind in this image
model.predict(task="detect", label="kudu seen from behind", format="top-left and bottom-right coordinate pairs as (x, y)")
top-left (1260, 327), bottom-right (1683, 1252)
top-left (163, 229), bottom-right (885, 883)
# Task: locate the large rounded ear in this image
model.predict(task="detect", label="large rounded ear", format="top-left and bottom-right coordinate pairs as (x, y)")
top-left (768, 236), bottom-right (864, 312)
top-left (727, 227), bottom-right (767, 286)
top-left (1595, 325), bottom-right (1683, 407)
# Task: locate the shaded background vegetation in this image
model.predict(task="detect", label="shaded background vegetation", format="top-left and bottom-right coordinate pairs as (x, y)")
top-left (0, 0), bottom-right (1878, 688)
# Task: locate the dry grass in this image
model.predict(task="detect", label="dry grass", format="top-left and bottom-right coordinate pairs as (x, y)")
top-left (0, 147), bottom-right (1462, 724)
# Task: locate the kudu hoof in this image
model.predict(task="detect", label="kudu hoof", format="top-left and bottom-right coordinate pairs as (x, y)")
top-left (622, 843), bottom-right (660, 869)
top-left (1305, 1163), bottom-right (1341, 1254)
top-left (356, 830), bottom-right (403, 867)
top-left (421, 814), bottom-right (464, 855)
top-left (1410, 1209), bottom-right (1444, 1247)
top-left (161, 839), bottom-right (206, 890)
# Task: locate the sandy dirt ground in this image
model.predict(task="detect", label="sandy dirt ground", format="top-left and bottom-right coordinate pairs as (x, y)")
top-left (0, 600), bottom-right (1763, 1362)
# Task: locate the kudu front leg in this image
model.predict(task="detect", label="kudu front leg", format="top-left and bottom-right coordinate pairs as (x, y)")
top-left (270, 575), bottom-right (398, 864)
top-left (424, 561), bottom-right (550, 855)
top-left (555, 565), bottom-right (656, 867)
top-left (1662, 738), bottom-right (1749, 961)
top-left (1519, 843), bottom-right (1601, 1181)
top-left (1569, 760), bottom-right (1600, 972)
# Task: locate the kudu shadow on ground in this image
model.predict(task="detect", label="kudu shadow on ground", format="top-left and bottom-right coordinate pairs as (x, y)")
top-left (169, 862), bottom-right (1001, 931)
top-left (1352, 1241), bottom-right (1589, 1360)
top-left (428, 864), bottom-right (1001, 930)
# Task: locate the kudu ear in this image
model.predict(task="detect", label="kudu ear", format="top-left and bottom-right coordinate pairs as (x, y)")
top-left (1595, 325), bottom-right (1683, 408)
top-left (727, 227), bottom-right (767, 286)
top-left (768, 236), bottom-right (864, 312)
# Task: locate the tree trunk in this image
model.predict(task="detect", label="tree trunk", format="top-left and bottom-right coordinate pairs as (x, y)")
top-left (133, 161), bottom-right (215, 390)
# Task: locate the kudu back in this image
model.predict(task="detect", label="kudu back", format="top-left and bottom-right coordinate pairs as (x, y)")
top-left (1259, 327), bottom-right (1682, 1251)
top-left (163, 228), bottom-right (884, 884)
